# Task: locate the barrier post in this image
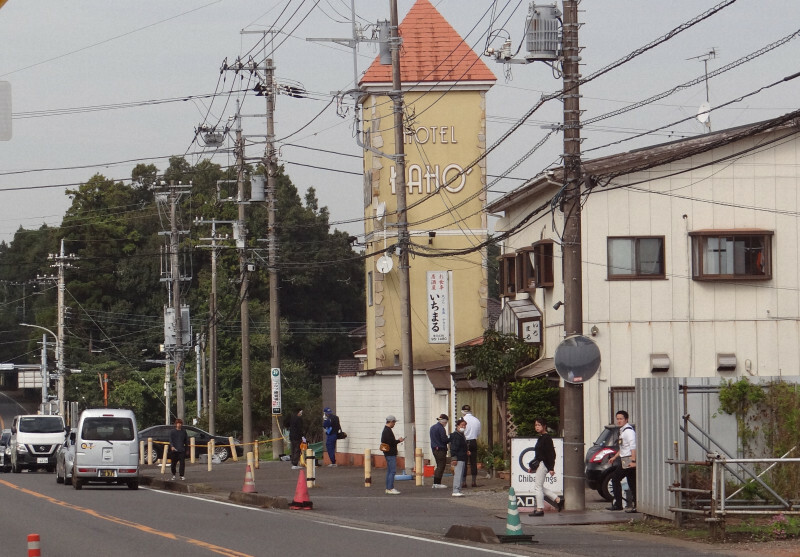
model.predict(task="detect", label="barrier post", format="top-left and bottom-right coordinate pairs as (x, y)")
top-left (415, 447), bottom-right (424, 486)
top-left (27, 533), bottom-right (41, 557)
top-left (254, 440), bottom-right (260, 469)
top-left (147, 438), bottom-right (153, 465)
top-left (139, 440), bottom-right (144, 465)
top-left (207, 439), bottom-right (214, 471)
top-left (228, 436), bottom-right (238, 461)
top-left (190, 437), bottom-right (196, 463)
top-left (160, 444), bottom-right (169, 475)
top-left (306, 447), bottom-right (315, 488)
top-left (364, 448), bottom-right (372, 487)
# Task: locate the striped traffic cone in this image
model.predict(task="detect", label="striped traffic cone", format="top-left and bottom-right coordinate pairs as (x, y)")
top-left (241, 464), bottom-right (257, 493)
top-left (505, 487), bottom-right (522, 535)
top-left (27, 533), bottom-right (41, 557)
top-left (289, 468), bottom-right (313, 510)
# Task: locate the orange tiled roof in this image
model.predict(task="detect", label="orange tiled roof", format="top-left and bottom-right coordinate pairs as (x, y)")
top-left (360, 0), bottom-right (495, 85)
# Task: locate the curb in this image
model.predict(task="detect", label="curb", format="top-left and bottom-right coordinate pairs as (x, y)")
top-left (140, 475), bottom-right (214, 494)
top-left (229, 491), bottom-right (290, 509)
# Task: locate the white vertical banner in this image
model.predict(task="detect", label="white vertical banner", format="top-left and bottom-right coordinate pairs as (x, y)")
top-left (426, 271), bottom-right (450, 344)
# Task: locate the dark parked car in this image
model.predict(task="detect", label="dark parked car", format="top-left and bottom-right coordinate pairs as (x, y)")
top-left (584, 424), bottom-right (633, 503)
top-left (138, 425), bottom-right (243, 463)
top-left (0, 429), bottom-right (11, 472)
top-left (55, 429), bottom-right (76, 485)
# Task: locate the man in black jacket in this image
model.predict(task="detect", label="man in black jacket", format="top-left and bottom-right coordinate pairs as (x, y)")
top-left (286, 408), bottom-right (304, 469)
top-left (169, 419), bottom-right (189, 480)
top-left (429, 414), bottom-right (449, 488)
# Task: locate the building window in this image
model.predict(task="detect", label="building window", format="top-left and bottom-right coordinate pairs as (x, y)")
top-left (498, 254), bottom-right (518, 297)
top-left (690, 230), bottom-right (773, 281)
top-left (607, 236), bottom-right (665, 279)
top-left (531, 240), bottom-right (554, 288)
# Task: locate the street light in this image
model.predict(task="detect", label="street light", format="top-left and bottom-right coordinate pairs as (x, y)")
top-left (20, 323), bottom-right (62, 415)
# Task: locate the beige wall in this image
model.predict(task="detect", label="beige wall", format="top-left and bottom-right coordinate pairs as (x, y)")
top-left (495, 130), bottom-right (800, 443)
top-left (362, 86), bottom-right (490, 369)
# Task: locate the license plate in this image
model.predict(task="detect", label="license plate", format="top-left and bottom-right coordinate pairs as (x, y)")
top-left (99, 469), bottom-right (116, 478)
top-left (37, 457), bottom-right (49, 464)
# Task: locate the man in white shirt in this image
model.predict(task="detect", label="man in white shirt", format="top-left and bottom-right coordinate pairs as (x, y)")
top-left (461, 404), bottom-right (481, 487)
top-left (608, 410), bottom-right (637, 513)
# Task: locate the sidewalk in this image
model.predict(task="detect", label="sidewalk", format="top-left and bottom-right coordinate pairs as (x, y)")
top-left (140, 459), bottom-right (636, 533)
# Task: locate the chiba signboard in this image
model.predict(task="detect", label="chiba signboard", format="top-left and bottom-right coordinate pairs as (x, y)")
top-left (426, 271), bottom-right (450, 344)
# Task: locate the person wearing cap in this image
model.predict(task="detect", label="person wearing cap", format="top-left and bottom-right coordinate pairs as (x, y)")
top-left (381, 415), bottom-right (404, 494)
top-left (461, 404), bottom-right (482, 487)
top-left (322, 407), bottom-right (342, 467)
top-left (449, 418), bottom-right (468, 497)
top-left (429, 414), bottom-right (450, 489)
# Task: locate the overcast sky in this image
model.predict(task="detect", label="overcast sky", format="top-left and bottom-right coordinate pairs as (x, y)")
top-left (1, 0), bottom-right (799, 246)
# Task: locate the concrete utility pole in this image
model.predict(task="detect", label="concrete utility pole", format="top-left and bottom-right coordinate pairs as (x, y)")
top-left (170, 183), bottom-right (186, 421)
top-left (389, 0), bottom-right (416, 470)
top-left (560, 0), bottom-right (586, 512)
top-left (48, 239), bottom-right (75, 416)
top-left (209, 222), bottom-right (218, 434)
top-left (234, 102), bottom-right (254, 447)
top-left (263, 58), bottom-right (284, 460)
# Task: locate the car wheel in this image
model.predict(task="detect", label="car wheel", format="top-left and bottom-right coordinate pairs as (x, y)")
top-left (56, 467), bottom-right (64, 484)
top-left (73, 478), bottom-right (83, 490)
top-left (147, 447), bottom-right (160, 464)
top-left (11, 459), bottom-right (20, 473)
top-left (600, 470), bottom-right (631, 505)
top-left (46, 465), bottom-right (55, 473)
top-left (214, 445), bottom-right (230, 462)
top-left (127, 480), bottom-right (139, 490)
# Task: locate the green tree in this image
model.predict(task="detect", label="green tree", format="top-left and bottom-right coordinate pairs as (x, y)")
top-left (456, 329), bottom-right (538, 452)
top-left (508, 378), bottom-right (560, 437)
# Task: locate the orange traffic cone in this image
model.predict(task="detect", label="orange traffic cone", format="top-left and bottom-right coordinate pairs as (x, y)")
top-left (289, 468), bottom-right (313, 510)
top-left (242, 464), bottom-right (257, 493)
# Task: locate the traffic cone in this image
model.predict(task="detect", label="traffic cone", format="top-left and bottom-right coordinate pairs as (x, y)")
top-left (289, 468), bottom-right (313, 510)
top-left (241, 464), bottom-right (257, 493)
top-left (505, 487), bottom-right (522, 536)
top-left (27, 533), bottom-right (41, 557)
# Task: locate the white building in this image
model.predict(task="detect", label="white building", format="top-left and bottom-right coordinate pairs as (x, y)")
top-left (487, 112), bottom-right (800, 440)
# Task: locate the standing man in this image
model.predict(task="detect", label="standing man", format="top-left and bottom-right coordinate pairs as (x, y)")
top-left (449, 418), bottom-right (468, 497)
top-left (381, 415), bottom-right (404, 495)
top-left (608, 410), bottom-right (637, 513)
top-left (169, 418), bottom-right (189, 481)
top-left (286, 407), bottom-right (304, 470)
top-left (461, 404), bottom-right (481, 487)
top-left (429, 414), bottom-right (449, 489)
top-left (323, 407), bottom-right (341, 467)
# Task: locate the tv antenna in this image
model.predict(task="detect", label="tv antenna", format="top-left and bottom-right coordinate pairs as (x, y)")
top-left (687, 48), bottom-right (717, 132)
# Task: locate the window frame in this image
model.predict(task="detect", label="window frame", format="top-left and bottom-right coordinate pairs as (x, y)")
top-left (498, 253), bottom-right (518, 297)
top-left (531, 239), bottom-right (555, 288)
top-left (607, 235), bottom-right (666, 280)
top-left (689, 229), bottom-right (773, 281)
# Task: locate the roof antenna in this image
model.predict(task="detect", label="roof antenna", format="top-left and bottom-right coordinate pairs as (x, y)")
top-left (688, 48), bottom-right (717, 133)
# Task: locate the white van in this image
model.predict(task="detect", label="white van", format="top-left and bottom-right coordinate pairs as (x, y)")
top-left (72, 408), bottom-right (140, 490)
top-left (10, 414), bottom-right (66, 473)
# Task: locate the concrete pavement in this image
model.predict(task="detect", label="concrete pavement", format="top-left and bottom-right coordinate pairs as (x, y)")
top-left (138, 458), bottom-right (770, 556)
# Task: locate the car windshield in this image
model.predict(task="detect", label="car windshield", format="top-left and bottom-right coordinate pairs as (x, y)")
top-left (18, 416), bottom-right (64, 433)
top-left (593, 427), bottom-right (617, 447)
top-left (81, 417), bottom-right (135, 441)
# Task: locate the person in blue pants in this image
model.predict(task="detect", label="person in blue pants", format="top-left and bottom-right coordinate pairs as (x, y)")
top-left (323, 408), bottom-right (341, 467)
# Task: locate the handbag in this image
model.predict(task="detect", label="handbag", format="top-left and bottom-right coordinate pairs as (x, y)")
top-left (620, 455), bottom-right (633, 469)
top-left (379, 442), bottom-right (391, 452)
top-left (337, 431), bottom-right (347, 440)
top-left (528, 458), bottom-right (541, 473)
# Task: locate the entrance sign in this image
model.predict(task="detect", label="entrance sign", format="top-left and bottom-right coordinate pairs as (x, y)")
top-left (511, 437), bottom-right (564, 509)
top-left (426, 271), bottom-right (450, 344)
top-left (271, 368), bottom-right (282, 415)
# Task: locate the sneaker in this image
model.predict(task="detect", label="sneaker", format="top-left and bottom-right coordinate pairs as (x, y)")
top-left (607, 504), bottom-right (623, 511)
top-left (452, 492), bottom-right (464, 497)
top-left (624, 505), bottom-right (637, 513)
top-left (291, 465), bottom-right (303, 470)
top-left (180, 476), bottom-right (185, 481)
top-left (385, 488), bottom-right (401, 495)
top-left (529, 510), bottom-right (544, 517)
top-left (171, 475), bottom-right (176, 480)
top-left (327, 464), bottom-right (337, 467)
top-left (432, 484), bottom-right (447, 489)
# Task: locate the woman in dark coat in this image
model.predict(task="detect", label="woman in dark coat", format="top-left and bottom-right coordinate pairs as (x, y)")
top-left (527, 418), bottom-right (564, 515)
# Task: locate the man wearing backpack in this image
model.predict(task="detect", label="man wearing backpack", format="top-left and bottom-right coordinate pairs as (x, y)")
top-left (323, 407), bottom-right (342, 467)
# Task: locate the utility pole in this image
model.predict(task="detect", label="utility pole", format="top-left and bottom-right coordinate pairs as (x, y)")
top-left (44, 240), bottom-right (75, 416)
top-left (234, 101), bottom-right (254, 447)
top-left (263, 58), bottom-right (284, 460)
top-left (209, 222), bottom-right (218, 434)
top-left (170, 183), bottom-right (186, 422)
top-left (389, 0), bottom-right (416, 470)
top-left (560, 0), bottom-right (585, 512)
